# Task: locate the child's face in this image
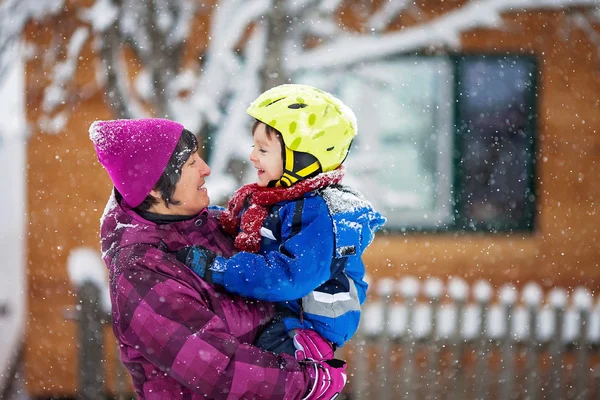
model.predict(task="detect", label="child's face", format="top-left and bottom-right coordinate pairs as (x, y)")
top-left (249, 123), bottom-right (284, 187)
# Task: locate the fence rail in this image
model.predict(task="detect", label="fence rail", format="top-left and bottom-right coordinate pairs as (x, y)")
top-left (70, 276), bottom-right (600, 399)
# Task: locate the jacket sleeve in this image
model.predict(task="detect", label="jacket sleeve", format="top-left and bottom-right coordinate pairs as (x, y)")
top-left (209, 197), bottom-right (336, 302)
top-left (113, 250), bottom-right (311, 399)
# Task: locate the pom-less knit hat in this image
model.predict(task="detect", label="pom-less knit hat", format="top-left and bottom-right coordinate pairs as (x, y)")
top-left (89, 118), bottom-right (184, 208)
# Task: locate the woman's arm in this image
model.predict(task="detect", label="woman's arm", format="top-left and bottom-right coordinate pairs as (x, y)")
top-left (113, 260), bottom-right (311, 399)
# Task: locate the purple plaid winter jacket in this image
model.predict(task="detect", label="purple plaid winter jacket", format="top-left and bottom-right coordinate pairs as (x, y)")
top-left (100, 192), bottom-right (312, 399)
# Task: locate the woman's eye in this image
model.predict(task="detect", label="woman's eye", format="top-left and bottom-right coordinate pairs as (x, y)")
top-left (259, 149), bottom-right (267, 154)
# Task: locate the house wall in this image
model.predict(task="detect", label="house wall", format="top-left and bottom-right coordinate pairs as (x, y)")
top-left (364, 11), bottom-right (600, 288)
top-left (22, 5), bottom-right (600, 396)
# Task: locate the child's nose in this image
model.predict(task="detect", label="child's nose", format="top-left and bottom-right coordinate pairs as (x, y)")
top-left (249, 149), bottom-right (258, 162)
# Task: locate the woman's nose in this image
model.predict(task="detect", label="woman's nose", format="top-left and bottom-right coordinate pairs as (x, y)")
top-left (198, 157), bottom-right (211, 176)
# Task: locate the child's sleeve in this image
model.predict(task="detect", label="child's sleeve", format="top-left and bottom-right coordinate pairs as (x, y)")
top-left (208, 198), bottom-right (335, 302)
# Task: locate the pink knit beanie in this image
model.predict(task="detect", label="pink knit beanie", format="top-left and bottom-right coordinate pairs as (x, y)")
top-left (89, 118), bottom-right (184, 208)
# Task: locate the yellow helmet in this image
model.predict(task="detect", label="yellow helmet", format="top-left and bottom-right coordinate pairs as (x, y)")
top-left (247, 84), bottom-right (357, 186)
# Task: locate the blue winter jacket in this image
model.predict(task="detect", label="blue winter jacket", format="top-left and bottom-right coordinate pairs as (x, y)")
top-left (210, 184), bottom-right (386, 347)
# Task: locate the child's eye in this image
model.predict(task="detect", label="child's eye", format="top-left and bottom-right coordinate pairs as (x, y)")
top-left (259, 149), bottom-right (267, 154)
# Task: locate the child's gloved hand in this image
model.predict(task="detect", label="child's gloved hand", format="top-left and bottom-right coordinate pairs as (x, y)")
top-left (301, 359), bottom-right (347, 400)
top-left (293, 329), bottom-right (335, 361)
top-left (176, 246), bottom-right (217, 279)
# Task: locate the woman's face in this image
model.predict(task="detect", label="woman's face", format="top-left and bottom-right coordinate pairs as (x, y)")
top-left (249, 123), bottom-right (284, 187)
top-left (150, 152), bottom-right (211, 215)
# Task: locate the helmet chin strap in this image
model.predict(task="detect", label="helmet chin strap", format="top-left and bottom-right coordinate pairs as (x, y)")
top-left (269, 147), bottom-right (322, 188)
top-left (267, 139), bottom-right (352, 188)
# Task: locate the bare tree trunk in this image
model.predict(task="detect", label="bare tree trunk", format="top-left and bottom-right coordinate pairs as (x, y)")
top-left (262, 0), bottom-right (286, 91)
top-left (100, 23), bottom-right (132, 119)
top-left (146, 0), bottom-right (169, 117)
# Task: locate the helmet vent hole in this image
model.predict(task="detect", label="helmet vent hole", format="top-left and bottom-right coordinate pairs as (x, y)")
top-left (261, 97), bottom-right (285, 107)
top-left (288, 103), bottom-right (308, 109)
top-left (326, 146), bottom-right (335, 151)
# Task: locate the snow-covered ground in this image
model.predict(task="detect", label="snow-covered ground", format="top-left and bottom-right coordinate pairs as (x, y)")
top-left (0, 43), bottom-right (27, 393)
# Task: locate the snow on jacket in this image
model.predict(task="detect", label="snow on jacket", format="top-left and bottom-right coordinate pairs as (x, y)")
top-left (210, 185), bottom-right (386, 347)
top-left (100, 191), bottom-right (312, 399)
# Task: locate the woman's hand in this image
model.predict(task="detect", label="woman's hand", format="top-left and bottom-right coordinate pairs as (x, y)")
top-left (293, 329), bottom-right (346, 399)
top-left (300, 359), bottom-right (347, 400)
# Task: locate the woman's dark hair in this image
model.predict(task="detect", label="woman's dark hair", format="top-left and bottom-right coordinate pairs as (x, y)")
top-left (135, 128), bottom-right (198, 212)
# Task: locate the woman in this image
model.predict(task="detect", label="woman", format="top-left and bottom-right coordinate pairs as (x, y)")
top-left (89, 118), bottom-right (346, 399)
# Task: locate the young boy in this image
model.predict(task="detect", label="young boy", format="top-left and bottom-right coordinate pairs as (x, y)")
top-left (178, 84), bottom-right (386, 355)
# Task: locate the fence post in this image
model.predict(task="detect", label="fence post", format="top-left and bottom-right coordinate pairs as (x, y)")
top-left (448, 278), bottom-right (468, 400)
top-left (399, 277), bottom-right (419, 400)
top-left (377, 278), bottom-right (394, 400)
top-left (424, 278), bottom-right (443, 400)
top-left (548, 288), bottom-right (567, 400)
top-left (474, 280), bottom-right (492, 400)
top-left (523, 282), bottom-right (543, 400)
top-left (499, 284), bottom-right (518, 400)
top-left (352, 321), bottom-right (368, 400)
top-left (574, 288), bottom-right (592, 399)
top-left (114, 345), bottom-right (128, 400)
top-left (77, 281), bottom-right (106, 400)
top-left (594, 364), bottom-right (600, 400)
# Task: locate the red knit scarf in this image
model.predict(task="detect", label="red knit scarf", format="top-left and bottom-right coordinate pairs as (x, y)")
top-left (221, 167), bottom-right (345, 253)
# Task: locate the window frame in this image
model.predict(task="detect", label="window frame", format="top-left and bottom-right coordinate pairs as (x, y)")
top-left (296, 53), bottom-right (539, 234)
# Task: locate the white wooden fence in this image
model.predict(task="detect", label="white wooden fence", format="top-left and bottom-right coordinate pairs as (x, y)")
top-left (348, 276), bottom-right (600, 400)
top-left (68, 258), bottom-right (600, 399)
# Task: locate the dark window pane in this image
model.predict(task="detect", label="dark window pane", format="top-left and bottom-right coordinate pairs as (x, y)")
top-left (455, 56), bottom-right (536, 232)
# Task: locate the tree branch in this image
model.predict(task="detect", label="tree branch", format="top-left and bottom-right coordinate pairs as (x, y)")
top-left (288, 0), bottom-right (600, 72)
top-left (571, 10), bottom-right (600, 63)
top-left (367, 0), bottom-right (411, 33)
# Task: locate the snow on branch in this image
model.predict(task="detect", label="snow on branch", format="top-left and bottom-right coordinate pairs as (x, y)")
top-left (571, 11), bottom-right (600, 63)
top-left (78, 0), bottom-right (118, 32)
top-left (0, 0), bottom-right (65, 78)
top-left (188, 0), bottom-right (267, 131)
top-left (367, 0), bottom-right (411, 33)
top-left (318, 0), bottom-right (344, 13)
top-left (223, 0), bottom-right (269, 49)
top-left (205, 23), bottom-right (268, 203)
top-left (289, 0), bottom-right (600, 71)
top-left (42, 27), bottom-right (89, 113)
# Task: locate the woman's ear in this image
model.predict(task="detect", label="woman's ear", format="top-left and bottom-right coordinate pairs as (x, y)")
top-left (149, 189), bottom-right (162, 200)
